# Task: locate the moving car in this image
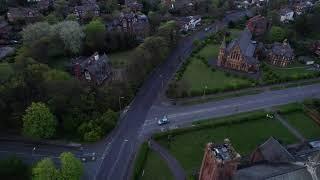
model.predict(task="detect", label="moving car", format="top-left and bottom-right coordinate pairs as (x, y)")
top-left (158, 115), bottom-right (169, 125)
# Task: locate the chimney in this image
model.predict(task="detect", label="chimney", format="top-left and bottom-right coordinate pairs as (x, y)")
top-left (94, 53), bottom-right (99, 61)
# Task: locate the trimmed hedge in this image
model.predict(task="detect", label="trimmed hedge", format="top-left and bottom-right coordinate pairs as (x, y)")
top-left (276, 103), bottom-right (303, 114)
top-left (132, 142), bottom-right (149, 180)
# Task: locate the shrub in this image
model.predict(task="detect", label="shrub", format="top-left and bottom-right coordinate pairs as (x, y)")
top-left (132, 142), bottom-right (149, 180)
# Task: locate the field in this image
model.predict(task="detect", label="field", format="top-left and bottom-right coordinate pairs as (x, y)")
top-left (156, 113), bottom-right (297, 175)
top-left (182, 58), bottom-right (252, 92)
top-left (109, 49), bottom-right (134, 68)
top-left (263, 63), bottom-right (317, 79)
top-left (139, 150), bottom-right (174, 180)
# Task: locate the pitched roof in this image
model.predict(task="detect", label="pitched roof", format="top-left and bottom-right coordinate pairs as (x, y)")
top-left (270, 42), bottom-right (294, 59)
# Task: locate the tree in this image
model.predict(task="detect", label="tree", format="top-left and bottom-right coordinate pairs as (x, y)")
top-left (52, 21), bottom-right (84, 55)
top-left (60, 152), bottom-right (83, 180)
top-left (22, 102), bottom-right (57, 139)
top-left (105, 0), bottom-right (119, 14)
top-left (0, 0), bottom-right (8, 14)
top-left (84, 20), bottom-right (106, 52)
top-left (268, 26), bottom-right (286, 42)
top-left (0, 156), bottom-right (30, 180)
top-left (22, 22), bottom-right (51, 46)
top-left (0, 63), bottom-right (14, 83)
top-left (32, 158), bottom-right (58, 180)
top-left (148, 11), bottom-right (161, 32)
top-left (53, 0), bottom-right (68, 18)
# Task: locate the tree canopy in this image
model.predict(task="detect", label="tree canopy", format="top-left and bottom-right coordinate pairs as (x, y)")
top-left (32, 158), bottom-right (58, 180)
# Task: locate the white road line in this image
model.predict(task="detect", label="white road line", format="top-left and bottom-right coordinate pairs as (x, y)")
top-left (107, 141), bottom-right (127, 180)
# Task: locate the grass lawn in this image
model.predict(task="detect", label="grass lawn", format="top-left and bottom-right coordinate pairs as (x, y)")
top-left (109, 49), bottom-right (134, 68)
top-left (182, 58), bottom-right (252, 92)
top-left (140, 150), bottom-right (174, 180)
top-left (157, 116), bottom-right (297, 175)
top-left (229, 28), bottom-right (242, 39)
top-left (197, 44), bottom-right (220, 59)
top-left (263, 63), bottom-right (317, 79)
top-left (283, 111), bottom-right (320, 139)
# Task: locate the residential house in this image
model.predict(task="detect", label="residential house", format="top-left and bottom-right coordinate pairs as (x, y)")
top-left (0, 18), bottom-right (12, 45)
top-left (293, 1), bottom-right (313, 15)
top-left (176, 15), bottom-right (201, 32)
top-left (233, 137), bottom-right (320, 180)
top-left (74, 0), bottom-right (100, 20)
top-left (279, 8), bottom-right (294, 22)
top-left (7, 7), bottom-right (41, 24)
top-left (246, 15), bottom-right (270, 37)
top-left (0, 47), bottom-right (15, 61)
top-left (111, 12), bottom-right (150, 39)
top-left (199, 139), bottom-right (241, 180)
top-left (267, 40), bottom-right (295, 67)
top-left (28, 0), bottom-right (53, 12)
top-left (217, 29), bottom-right (260, 73)
top-left (310, 40), bottom-right (320, 57)
top-left (72, 52), bottom-right (112, 85)
top-left (125, 0), bottom-right (143, 13)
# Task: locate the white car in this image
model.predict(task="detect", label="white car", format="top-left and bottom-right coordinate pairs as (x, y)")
top-left (158, 115), bottom-right (169, 125)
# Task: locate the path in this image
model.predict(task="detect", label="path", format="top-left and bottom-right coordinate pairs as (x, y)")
top-left (148, 140), bottom-right (186, 180)
top-left (274, 113), bottom-right (306, 142)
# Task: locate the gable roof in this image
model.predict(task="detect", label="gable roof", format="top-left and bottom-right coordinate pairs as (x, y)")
top-left (270, 41), bottom-right (294, 59)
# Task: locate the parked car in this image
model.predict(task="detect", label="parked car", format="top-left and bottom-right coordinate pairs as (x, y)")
top-left (158, 115), bottom-right (169, 125)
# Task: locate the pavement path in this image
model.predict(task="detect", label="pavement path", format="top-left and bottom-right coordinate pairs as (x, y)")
top-left (148, 140), bottom-right (187, 180)
top-left (274, 113), bottom-right (306, 142)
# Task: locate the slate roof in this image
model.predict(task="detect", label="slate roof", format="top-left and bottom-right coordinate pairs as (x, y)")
top-left (279, 8), bottom-right (294, 15)
top-left (270, 42), bottom-right (294, 59)
top-left (257, 137), bottom-right (295, 162)
top-left (226, 29), bottom-right (259, 65)
top-left (73, 53), bottom-right (111, 85)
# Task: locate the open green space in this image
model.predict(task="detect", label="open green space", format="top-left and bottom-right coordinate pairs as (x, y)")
top-left (109, 49), bottom-right (134, 68)
top-left (156, 112), bottom-right (297, 175)
top-left (229, 28), bottom-right (242, 39)
top-left (140, 150), bottom-right (174, 180)
top-left (283, 111), bottom-right (320, 139)
top-left (197, 44), bottom-right (220, 59)
top-left (182, 58), bottom-right (252, 92)
top-left (263, 63), bottom-right (317, 79)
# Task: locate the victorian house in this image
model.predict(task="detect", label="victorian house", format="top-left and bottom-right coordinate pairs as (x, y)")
top-left (217, 29), bottom-right (260, 73)
top-left (72, 52), bottom-right (112, 85)
top-left (267, 40), bottom-right (295, 67)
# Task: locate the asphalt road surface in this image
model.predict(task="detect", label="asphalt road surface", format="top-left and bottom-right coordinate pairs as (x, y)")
top-left (142, 84), bottom-right (320, 135)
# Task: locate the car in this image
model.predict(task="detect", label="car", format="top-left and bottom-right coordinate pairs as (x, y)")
top-left (157, 115), bottom-right (169, 125)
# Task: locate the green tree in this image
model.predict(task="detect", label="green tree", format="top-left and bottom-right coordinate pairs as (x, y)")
top-left (84, 20), bottom-right (106, 52)
top-left (52, 21), bottom-right (84, 55)
top-left (268, 26), bottom-right (286, 42)
top-left (0, 63), bottom-right (14, 83)
top-left (53, 0), bottom-right (68, 18)
top-left (60, 152), bottom-right (83, 180)
top-left (105, 0), bottom-right (119, 14)
top-left (22, 102), bottom-right (57, 139)
top-left (0, 0), bottom-right (8, 14)
top-left (0, 156), bottom-right (30, 180)
top-left (32, 158), bottom-right (58, 180)
top-left (22, 22), bottom-right (52, 46)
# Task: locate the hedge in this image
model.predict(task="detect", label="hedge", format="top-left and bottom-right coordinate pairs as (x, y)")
top-left (132, 142), bottom-right (150, 180)
top-left (152, 111), bottom-right (266, 140)
top-left (276, 103), bottom-right (303, 114)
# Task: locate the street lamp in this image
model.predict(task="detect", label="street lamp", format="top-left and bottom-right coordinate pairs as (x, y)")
top-left (119, 96), bottom-right (125, 111)
top-left (203, 85), bottom-right (208, 98)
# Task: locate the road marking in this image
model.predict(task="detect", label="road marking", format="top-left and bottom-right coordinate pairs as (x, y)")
top-left (107, 141), bottom-right (127, 180)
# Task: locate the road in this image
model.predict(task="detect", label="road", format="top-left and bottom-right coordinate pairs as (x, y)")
top-left (142, 84), bottom-right (320, 135)
top-left (0, 10), bottom-right (251, 180)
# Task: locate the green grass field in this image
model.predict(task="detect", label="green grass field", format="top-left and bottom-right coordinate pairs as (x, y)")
top-left (109, 49), bottom-right (134, 68)
top-left (157, 115), bottom-right (297, 175)
top-left (263, 63), bottom-right (317, 79)
top-left (197, 44), bottom-right (220, 59)
top-left (229, 28), bottom-right (242, 39)
top-left (283, 111), bottom-right (320, 139)
top-left (140, 150), bottom-right (174, 180)
top-left (182, 58), bottom-right (252, 92)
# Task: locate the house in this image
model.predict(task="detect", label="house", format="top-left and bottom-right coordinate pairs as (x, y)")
top-left (0, 47), bottom-right (15, 61)
top-left (28, 0), bottom-right (53, 12)
top-left (72, 52), bottom-right (112, 85)
top-left (110, 12), bottom-right (150, 39)
top-left (199, 139), bottom-right (241, 180)
top-left (74, 0), bottom-right (100, 20)
top-left (7, 7), bottom-right (41, 24)
top-left (217, 29), bottom-right (260, 73)
top-left (310, 40), bottom-right (320, 57)
top-left (176, 15), bottom-right (201, 32)
top-left (298, 56), bottom-right (315, 65)
top-left (233, 137), bottom-right (320, 180)
top-left (0, 18), bottom-right (12, 45)
top-left (267, 40), bottom-right (295, 67)
top-left (293, 1), bottom-right (313, 15)
top-left (125, 0), bottom-right (143, 13)
top-left (246, 15), bottom-right (270, 37)
top-left (279, 8), bottom-right (294, 22)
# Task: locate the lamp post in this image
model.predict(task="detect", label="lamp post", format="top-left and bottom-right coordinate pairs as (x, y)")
top-left (203, 85), bottom-right (208, 98)
top-left (119, 96), bottom-right (124, 111)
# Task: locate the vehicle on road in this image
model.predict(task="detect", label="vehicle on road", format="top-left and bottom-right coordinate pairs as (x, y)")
top-left (80, 152), bottom-right (96, 162)
top-left (158, 115), bottom-right (169, 125)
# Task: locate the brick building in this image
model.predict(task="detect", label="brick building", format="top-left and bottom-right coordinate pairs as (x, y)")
top-left (246, 15), bottom-right (270, 37)
top-left (267, 40), bottom-right (295, 67)
top-left (217, 29), bottom-right (260, 73)
top-left (199, 139), bottom-right (241, 180)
